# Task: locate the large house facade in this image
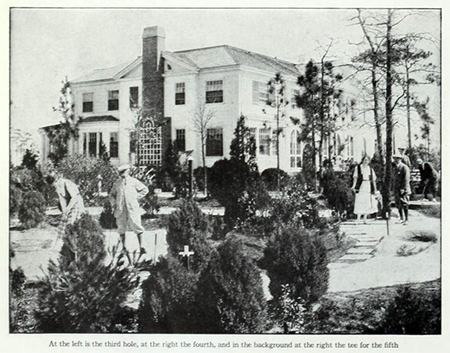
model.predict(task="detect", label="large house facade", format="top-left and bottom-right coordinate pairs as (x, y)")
top-left (39, 26), bottom-right (375, 173)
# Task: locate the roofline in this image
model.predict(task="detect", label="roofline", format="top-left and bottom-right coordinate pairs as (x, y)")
top-left (175, 44), bottom-right (298, 66)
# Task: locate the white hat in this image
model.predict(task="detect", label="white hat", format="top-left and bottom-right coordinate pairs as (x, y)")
top-left (392, 154), bottom-right (403, 159)
top-left (118, 164), bottom-right (130, 172)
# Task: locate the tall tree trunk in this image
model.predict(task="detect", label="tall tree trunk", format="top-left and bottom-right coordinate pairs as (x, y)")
top-left (201, 132), bottom-right (207, 196)
top-left (406, 68), bottom-right (412, 150)
top-left (372, 64), bottom-right (384, 165)
top-left (383, 9), bottom-right (394, 219)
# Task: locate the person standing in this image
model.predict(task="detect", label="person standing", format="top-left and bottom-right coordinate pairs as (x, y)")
top-left (393, 155), bottom-right (412, 225)
top-left (351, 155), bottom-right (378, 224)
top-left (49, 170), bottom-right (85, 237)
top-left (416, 158), bottom-right (439, 202)
top-left (109, 165), bottom-right (149, 259)
top-left (398, 147), bottom-right (411, 168)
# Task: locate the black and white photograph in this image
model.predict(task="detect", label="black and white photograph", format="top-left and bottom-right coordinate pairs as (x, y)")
top-left (4, 1), bottom-right (448, 352)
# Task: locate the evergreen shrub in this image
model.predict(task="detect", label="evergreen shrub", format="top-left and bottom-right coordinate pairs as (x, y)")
top-left (320, 169), bottom-right (353, 219)
top-left (166, 199), bottom-right (212, 273)
top-left (99, 199), bottom-right (117, 229)
top-left (195, 236), bottom-right (268, 333)
top-left (138, 255), bottom-right (198, 333)
top-left (261, 168), bottom-right (290, 191)
top-left (261, 226), bottom-right (329, 305)
top-left (141, 186), bottom-right (160, 218)
top-left (18, 190), bottom-right (46, 229)
top-left (376, 286), bottom-right (441, 334)
top-left (34, 213), bottom-right (141, 333)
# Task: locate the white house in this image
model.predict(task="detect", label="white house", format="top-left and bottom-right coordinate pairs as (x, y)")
top-left (39, 26), bottom-right (369, 173)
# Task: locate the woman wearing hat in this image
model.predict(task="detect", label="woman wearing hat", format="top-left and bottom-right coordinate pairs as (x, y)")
top-left (351, 155), bottom-right (378, 224)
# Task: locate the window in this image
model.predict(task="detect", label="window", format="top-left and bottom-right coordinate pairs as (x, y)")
top-left (291, 89), bottom-right (300, 108)
top-left (206, 128), bottom-right (223, 156)
top-left (175, 83), bottom-right (185, 105)
top-left (129, 87), bottom-right (139, 108)
top-left (82, 93), bottom-right (93, 112)
top-left (139, 122), bottom-right (162, 165)
top-left (175, 129), bottom-right (186, 151)
top-left (108, 90), bottom-right (119, 111)
top-left (252, 81), bottom-right (270, 105)
top-left (206, 80), bottom-right (223, 103)
top-left (259, 128), bottom-right (271, 156)
top-left (110, 132), bottom-right (119, 158)
top-left (83, 132), bottom-right (103, 157)
top-left (290, 130), bottom-right (302, 168)
top-left (272, 129), bottom-right (278, 156)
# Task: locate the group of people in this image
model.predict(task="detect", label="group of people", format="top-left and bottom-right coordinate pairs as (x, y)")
top-left (350, 149), bottom-right (439, 225)
top-left (49, 164), bottom-right (149, 261)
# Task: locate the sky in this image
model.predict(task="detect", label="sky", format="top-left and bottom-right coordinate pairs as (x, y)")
top-left (9, 6), bottom-right (442, 151)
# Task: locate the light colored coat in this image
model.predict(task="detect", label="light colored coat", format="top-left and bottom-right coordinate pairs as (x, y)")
top-left (109, 175), bottom-right (149, 218)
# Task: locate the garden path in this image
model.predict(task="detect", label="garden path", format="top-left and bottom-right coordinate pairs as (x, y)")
top-left (328, 209), bottom-right (441, 293)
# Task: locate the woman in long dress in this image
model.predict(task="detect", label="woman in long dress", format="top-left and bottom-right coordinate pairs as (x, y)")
top-left (351, 155), bottom-right (378, 224)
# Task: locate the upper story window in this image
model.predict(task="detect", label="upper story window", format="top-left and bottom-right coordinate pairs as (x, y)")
top-left (206, 128), bottom-right (223, 156)
top-left (175, 83), bottom-right (185, 105)
top-left (82, 92), bottom-right (93, 113)
top-left (175, 129), bottom-right (186, 152)
top-left (252, 81), bottom-right (270, 105)
top-left (206, 80), bottom-right (223, 104)
top-left (108, 90), bottom-right (119, 111)
top-left (129, 87), bottom-right (139, 109)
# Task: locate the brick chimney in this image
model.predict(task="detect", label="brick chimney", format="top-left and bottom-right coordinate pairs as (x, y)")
top-left (142, 26), bottom-right (171, 163)
top-left (142, 26), bottom-right (165, 122)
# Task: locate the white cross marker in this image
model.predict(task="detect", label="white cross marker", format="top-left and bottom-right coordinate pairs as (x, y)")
top-left (179, 245), bottom-right (194, 257)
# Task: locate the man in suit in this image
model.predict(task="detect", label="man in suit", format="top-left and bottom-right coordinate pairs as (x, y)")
top-left (109, 164), bottom-right (149, 261)
top-left (393, 155), bottom-right (411, 225)
top-left (417, 158), bottom-right (439, 201)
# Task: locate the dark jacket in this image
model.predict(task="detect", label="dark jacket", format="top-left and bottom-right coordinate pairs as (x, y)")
top-left (418, 162), bottom-right (439, 181)
top-left (394, 162), bottom-right (411, 194)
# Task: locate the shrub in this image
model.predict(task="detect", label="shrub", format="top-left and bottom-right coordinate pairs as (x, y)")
top-left (261, 226), bottom-right (329, 305)
top-left (141, 186), bottom-right (160, 218)
top-left (195, 236), bottom-right (268, 333)
top-left (138, 255), bottom-right (198, 333)
top-left (166, 199), bottom-right (213, 273)
top-left (261, 168), bottom-right (290, 191)
top-left (320, 169), bottom-right (353, 219)
top-left (271, 284), bottom-right (308, 333)
top-left (376, 286), bottom-right (441, 334)
top-left (10, 183), bottom-right (23, 217)
top-left (99, 200), bottom-right (117, 229)
top-left (9, 249), bottom-right (27, 332)
top-left (194, 166), bottom-right (211, 194)
top-left (409, 231), bottom-right (438, 243)
top-left (21, 149), bottom-right (39, 169)
top-left (18, 190), bottom-right (46, 229)
top-left (34, 213), bottom-right (141, 333)
top-left (56, 155), bottom-right (117, 205)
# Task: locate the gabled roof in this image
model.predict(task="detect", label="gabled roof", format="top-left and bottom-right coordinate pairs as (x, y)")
top-left (71, 58), bottom-right (140, 84)
top-left (173, 45), bottom-right (300, 77)
top-left (70, 45), bottom-right (300, 84)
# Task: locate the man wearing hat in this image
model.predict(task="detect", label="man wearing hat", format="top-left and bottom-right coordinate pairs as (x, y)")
top-left (109, 164), bottom-right (149, 259)
top-left (393, 154), bottom-right (411, 225)
top-left (416, 158), bottom-right (439, 201)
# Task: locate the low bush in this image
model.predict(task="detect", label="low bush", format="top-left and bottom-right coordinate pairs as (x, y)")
top-left (261, 226), bottom-right (329, 305)
top-left (195, 237), bottom-right (268, 333)
top-left (138, 255), bottom-right (198, 333)
top-left (376, 286), bottom-right (441, 334)
top-left (18, 190), bottom-right (46, 229)
top-left (99, 199), bottom-right (117, 229)
top-left (166, 199), bottom-right (213, 273)
top-left (320, 169), bottom-right (353, 219)
top-left (261, 168), bottom-right (290, 191)
top-left (9, 250), bottom-right (27, 332)
top-left (141, 186), bottom-right (160, 218)
top-left (409, 230), bottom-right (438, 243)
top-left (34, 214), bottom-right (142, 333)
